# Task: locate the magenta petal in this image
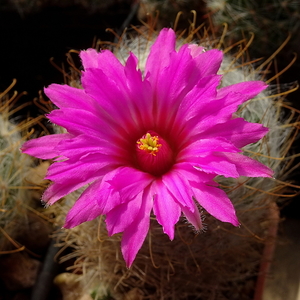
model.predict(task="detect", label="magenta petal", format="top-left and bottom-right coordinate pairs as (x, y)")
top-left (45, 153), bottom-right (115, 181)
top-left (183, 90), bottom-right (258, 136)
top-left (44, 84), bottom-right (97, 111)
top-left (217, 153), bottom-right (273, 177)
top-left (217, 81), bottom-right (267, 100)
top-left (88, 51), bottom-right (154, 133)
top-left (124, 52), bottom-right (139, 73)
top-left (181, 201), bottom-right (203, 231)
top-left (152, 180), bottom-right (181, 240)
top-left (56, 134), bottom-right (127, 160)
top-left (121, 187), bottom-right (153, 268)
top-left (63, 178), bottom-right (104, 228)
top-left (199, 118), bottom-right (269, 148)
top-left (193, 49), bottom-right (223, 77)
top-left (179, 138), bottom-right (240, 161)
top-left (124, 53), bottom-right (154, 128)
top-left (151, 44), bottom-right (199, 128)
top-left (79, 48), bottom-right (99, 68)
top-left (81, 68), bottom-right (141, 133)
top-left (96, 167), bottom-right (152, 216)
top-left (187, 154), bottom-right (239, 178)
top-left (81, 68), bottom-right (123, 113)
top-left (21, 133), bottom-right (72, 159)
top-left (43, 173), bottom-right (103, 206)
top-left (145, 28), bottom-right (176, 83)
top-left (188, 44), bottom-right (205, 57)
top-left (162, 172), bottom-right (195, 211)
top-left (105, 192), bottom-right (143, 236)
top-left (152, 47), bottom-right (221, 133)
top-left (191, 182), bottom-right (239, 226)
top-left (81, 49), bottom-right (126, 82)
top-left (43, 154), bottom-right (115, 204)
top-left (179, 93), bottom-right (234, 137)
top-left (47, 108), bottom-right (120, 139)
top-left (108, 167), bottom-right (154, 200)
top-left (94, 50), bottom-right (127, 85)
top-left (175, 75), bottom-right (221, 123)
top-left (95, 169), bottom-right (124, 214)
top-left (172, 163), bottom-right (216, 184)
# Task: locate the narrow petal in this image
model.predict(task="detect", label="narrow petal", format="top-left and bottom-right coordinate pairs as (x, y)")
top-left (96, 169), bottom-right (124, 214)
top-left (79, 48), bottom-right (99, 68)
top-left (45, 153), bottom-right (115, 181)
top-left (199, 118), bottom-right (269, 148)
top-left (151, 45), bottom-right (202, 128)
top-left (96, 167), bottom-right (153, 216)
top-left (121, 187), bottom-right (153, 267)
top-left (192, 49), bottom-right (223, 77)
top-left (123, 53), bottom-right (154, 130)
top-left (186, 154), bottom-right (239, 178)
top-left (145, 28), bottom-right (176, 84)
top-left (181, 201), bottom-right (203, 231)
top-left (108, 167), bottom-right (154, 201)
top-left (152, 180), bottom-right (181, 240)
top-left (81, 49), bottom-right (126, 82)
top-left (44, 84), bottom-right (97, 112)
top-left (191, 182), bottom-right (239, 226)
top-left (178, 138), bottom-right (240, 161)
top-left (63, 178), bottom-right (104, 228)
top-left (105, 192), bottom-right (143, 236)
top-left (181, 91), bottom-right (260, 137)
top-left (43, 180), bottom-right (93, 206)
top-left (217, 81), bottom-right (268, 100)
top-left (172, 163), bottom-right (217, 184)
top-left (56, 134), bottom-right (128, 161)
top-left (81, 68), bottom-right (143, 135)
top-left (21, 133), bottom-right (72, 159)
top-left (188, 44), bottom-right (205, 57)
top-left (43, 154), bottom-right (116, 204)
top-left (47, 108), bottom-right (124, 139)
top-left (162, 171), bottom-right (195, 211)
top-left (174, 75), bottom-right (221, 123)
top-left (217, 153), bottom-right (273, 177)
top-left (83, 51), bottom-right (147, 135)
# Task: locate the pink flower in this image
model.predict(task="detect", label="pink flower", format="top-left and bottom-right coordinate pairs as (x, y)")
top-left (21, 28), bottom-right (273, 267)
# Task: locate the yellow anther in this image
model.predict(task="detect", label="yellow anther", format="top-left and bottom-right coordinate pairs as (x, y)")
top-left (137, 132), bottom-right (162, 156)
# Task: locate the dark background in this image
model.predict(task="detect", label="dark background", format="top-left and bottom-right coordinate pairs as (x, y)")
top-left (0, 2), bottom-right (133, 109)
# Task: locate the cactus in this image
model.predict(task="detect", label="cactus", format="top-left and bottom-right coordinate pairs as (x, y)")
top-left (138, 0), bottom-right (207, 28)
top-left (0, 82), bottom-right (39, 251)
top-left (206, 0), bottom-right (300, 56)
top-left (43, 27), bottom-right (299, 300)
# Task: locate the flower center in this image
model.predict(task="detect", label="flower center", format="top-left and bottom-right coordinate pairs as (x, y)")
top-left (137, 132), bottom-right (162, 155)
top-left (136, 131), bottom-right (174, 176)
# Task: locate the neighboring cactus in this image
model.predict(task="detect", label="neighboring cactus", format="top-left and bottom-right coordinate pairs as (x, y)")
top-left (137, 0), bottom-right (207, 28)
top-left (0, 82), bottom-right (42, 251)
top-left (206, 0), bottom-right (300, 56)
top-left (44, 27), bottom-right (299, 300)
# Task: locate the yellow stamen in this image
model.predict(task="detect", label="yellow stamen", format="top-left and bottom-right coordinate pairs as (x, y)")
top-left (137, 132), bottom-right (162, 156)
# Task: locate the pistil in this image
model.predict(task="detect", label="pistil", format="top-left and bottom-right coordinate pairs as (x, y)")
top-left (136, 131), bottom-right (174, 176)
